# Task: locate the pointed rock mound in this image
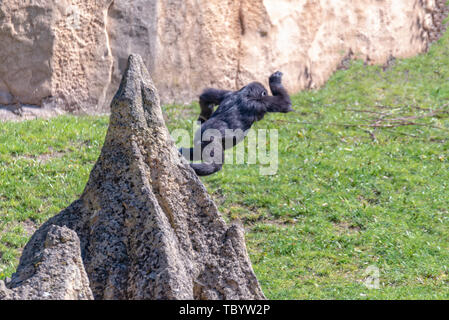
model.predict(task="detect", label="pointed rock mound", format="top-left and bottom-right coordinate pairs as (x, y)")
top-left (0, 225), bottom-right (93, 300)
top-left (1, 54), bottom-right (265, 300)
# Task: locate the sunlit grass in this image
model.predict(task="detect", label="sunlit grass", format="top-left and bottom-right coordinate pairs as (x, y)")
top-left (1, 23), bottom-right (449, 299)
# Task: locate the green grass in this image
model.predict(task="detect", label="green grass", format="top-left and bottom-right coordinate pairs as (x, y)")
top-left (1, 25), bottom-right (449, 299)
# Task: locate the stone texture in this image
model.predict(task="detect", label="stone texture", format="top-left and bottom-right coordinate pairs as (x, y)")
top-left (0, 0), bottom-right (447, 116)
top-left (0, 0), bottom-right (113, 111)
top-left (3, 54), bottom-right (265, 300)
top-left (108, 0), bottom-right (449, 104)
top-left (0, 225), bottom-right (93, 300)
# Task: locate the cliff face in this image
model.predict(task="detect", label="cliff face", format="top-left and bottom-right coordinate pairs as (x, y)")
top-left (0, 0), bottom-right (447, 116)
top-left (0, 0), bottom-right (112, 112)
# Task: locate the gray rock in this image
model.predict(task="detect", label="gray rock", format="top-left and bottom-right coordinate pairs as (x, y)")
top-left (0, 225), bottom-right (93, 300)
top-left (5, 54), bottom-right (265, 300)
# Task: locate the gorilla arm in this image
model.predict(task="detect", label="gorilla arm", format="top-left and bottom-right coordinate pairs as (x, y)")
top-left (198, 88), bottom-right (232, 123)
top-left (265, 71), bottom-right (293, 113)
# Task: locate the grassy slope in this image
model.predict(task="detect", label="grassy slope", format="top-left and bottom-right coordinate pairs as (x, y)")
top-left (1, 26), bottom-right (449, 299)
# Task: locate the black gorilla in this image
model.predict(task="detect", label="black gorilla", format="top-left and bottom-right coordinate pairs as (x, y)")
top-left (179, 71), bottom-right (293, 176)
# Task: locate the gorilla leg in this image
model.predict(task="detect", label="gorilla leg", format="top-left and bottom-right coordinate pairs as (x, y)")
top-left (179, 147), bottom-right (194, 161)
top-left (190, 161), bottom-right (223, 176)
top-left (188, 140), bottom-right (224, 176)
top-left (179, 147), bottom-right (202, 161)
top-left (179, 136), bottom-right (211, 161)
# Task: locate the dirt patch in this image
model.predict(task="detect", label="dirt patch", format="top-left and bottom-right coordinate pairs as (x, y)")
top-left (34, 151), bottom-right (66, 163)
top-left (21, 219), bottom-right (38, 237)
top-left (15, 147), bottom-right (66, 164)
top-left (334, 221), bottom-right (361, 235)
top-left (0, 219), bottom-right (38, 239)
top-left (0, 219), bottom-right (38, 258)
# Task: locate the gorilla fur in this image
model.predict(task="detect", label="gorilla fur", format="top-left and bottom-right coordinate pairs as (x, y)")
top-left (180, 71), bottom-right (293, 176)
